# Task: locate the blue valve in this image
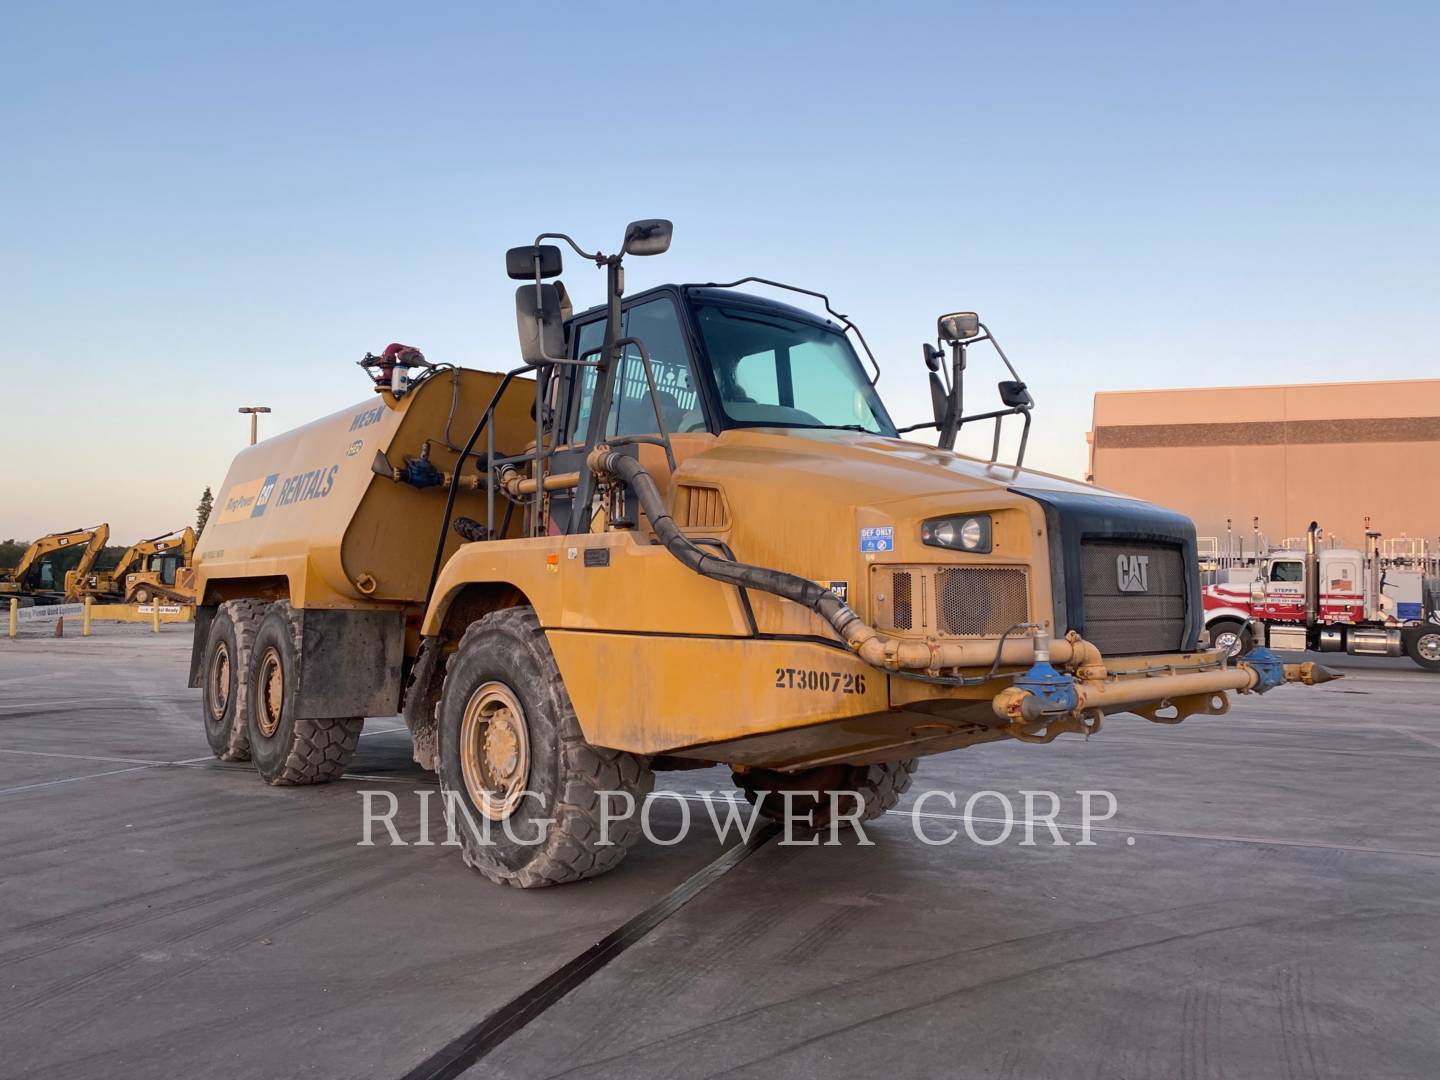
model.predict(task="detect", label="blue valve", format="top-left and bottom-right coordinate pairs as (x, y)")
top-left (1240, 646), bottom-right (1285, 694)
top-left (1013, 657), bottom-right (1079, 715)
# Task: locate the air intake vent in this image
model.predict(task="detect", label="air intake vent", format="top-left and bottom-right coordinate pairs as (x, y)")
top-left (673, 484), bottom-right (730, 531)
top-left (872, 564), bottom-right (1029, 638)
top-left (935, 568), bottom-right (1030, 636)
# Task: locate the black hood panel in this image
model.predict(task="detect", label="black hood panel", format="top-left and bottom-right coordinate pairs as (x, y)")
top-left (1011, 488), bottom-right (1203, 653)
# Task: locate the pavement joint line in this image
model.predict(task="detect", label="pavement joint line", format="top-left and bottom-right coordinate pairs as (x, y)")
top-left (884, 806), bottom-right (1440, 860)
top-left (0, 672), bottom-right (65, 687)
top-left (0, 747), bottom-right (172, 766)
top-left (1383, 726), bottom-right (1440, 751)
top-left (398, 819), bottom-right (781, 1080)
top-left (0, 764), bottom-right (163, 796)
top-left (1076, 737), bottom-right (1440, 761)
top-left (658, 793), bottom-right (1440, 860)
top-left (0, 697), bottom-right (127, 712)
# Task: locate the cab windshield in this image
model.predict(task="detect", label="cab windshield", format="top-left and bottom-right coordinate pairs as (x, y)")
top-left (694, 303), bottom-right (897, 436)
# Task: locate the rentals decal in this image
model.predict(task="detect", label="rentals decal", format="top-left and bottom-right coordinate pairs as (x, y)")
top-left (215, 465), bottom-right (339, 525)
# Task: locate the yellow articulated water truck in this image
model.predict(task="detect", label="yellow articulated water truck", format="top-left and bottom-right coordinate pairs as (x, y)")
top-left (191, 219), bottom-right (1334, 887)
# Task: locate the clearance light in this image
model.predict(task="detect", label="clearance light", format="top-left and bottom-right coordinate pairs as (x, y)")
top-left (921, 514), bottom-right (992, 553)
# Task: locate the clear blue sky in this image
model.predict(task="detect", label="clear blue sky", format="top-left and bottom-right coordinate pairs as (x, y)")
top-left (4, 1), bottom-right (1436, 541)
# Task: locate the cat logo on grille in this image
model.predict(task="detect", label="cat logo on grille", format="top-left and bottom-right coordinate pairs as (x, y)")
top-left (1116, 553), bottom-right (1151, 593)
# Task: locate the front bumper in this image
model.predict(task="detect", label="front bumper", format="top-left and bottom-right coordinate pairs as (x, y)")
top-left (990, 642), bottom-right (1339, 732)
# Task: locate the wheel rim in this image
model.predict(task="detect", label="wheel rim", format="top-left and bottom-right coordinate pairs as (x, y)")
top-left (256, 647), bottom-right (284, 738)
top-left (1213, 630), bottom-right (1241, 658)
top-left (459, 682), bottom-right (531, 821)
top-left (207, 641), bottom-right (231, 722)
top-left (1418, 633), bottom-right (1440, 663)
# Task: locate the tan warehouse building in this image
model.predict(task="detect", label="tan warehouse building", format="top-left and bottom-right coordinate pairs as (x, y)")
top-left (1087, 378), bottom-right (1440, 551)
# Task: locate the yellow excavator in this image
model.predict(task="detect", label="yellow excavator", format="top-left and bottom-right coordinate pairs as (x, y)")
top-left (1, 525), bottom-right (110, 605)
top-left (67, 526), bottom-right (196, 604)
top-left (123, 528), bottom-right (197, 605)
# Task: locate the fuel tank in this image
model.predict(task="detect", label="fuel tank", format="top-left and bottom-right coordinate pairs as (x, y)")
top-left (196, 369), bottom-right (535, 609)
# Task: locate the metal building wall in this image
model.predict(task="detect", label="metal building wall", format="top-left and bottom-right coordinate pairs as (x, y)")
top-left (1087, 379), bottom-right (1440, 549)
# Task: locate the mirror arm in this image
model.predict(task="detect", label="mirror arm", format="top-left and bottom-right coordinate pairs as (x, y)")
top-left (977, 322), bottom-right (1023, 382)
top-left (534, 231), bottom-right (605, 265)
top-left (896, 420), bottom-right (940, 435)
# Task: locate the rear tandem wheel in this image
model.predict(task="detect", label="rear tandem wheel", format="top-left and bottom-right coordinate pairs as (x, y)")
top-left (243, 601), bottom-right (364, 785)
top-left (200, 598), bottom-right (269, 762)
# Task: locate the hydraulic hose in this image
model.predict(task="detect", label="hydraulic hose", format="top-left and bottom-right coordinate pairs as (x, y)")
top-left (588, 447), bottom-right (1102, 675)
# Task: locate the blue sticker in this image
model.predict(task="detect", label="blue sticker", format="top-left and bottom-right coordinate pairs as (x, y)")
top-left (859, 526), bottom-right (894, 553)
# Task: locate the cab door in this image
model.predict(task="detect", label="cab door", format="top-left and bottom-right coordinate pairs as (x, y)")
top-left (550, 293), bottom-right (705, 533)
top-left (1259, 557), bottom-right (1306, 622)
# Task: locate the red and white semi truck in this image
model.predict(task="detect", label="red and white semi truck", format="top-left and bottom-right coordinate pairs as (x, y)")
top-left (1203, 522), bottom-right (1440, 671)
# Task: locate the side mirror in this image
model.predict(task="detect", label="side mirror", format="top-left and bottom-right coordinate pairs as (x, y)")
top-left (922, 343), bottom-right (944, 372)
top-left (515, 284), bottom-right (566, 365)
top-left (506, 244), bottom-right (563, 281)
top-left (938, 311), bottom-right (980, 343)
top-left (998, 380), bottom-right (1032, 408)
top-left (622, 219), bottom-right (673, 256)
top-left (928, 371), bottom-right (950, 428)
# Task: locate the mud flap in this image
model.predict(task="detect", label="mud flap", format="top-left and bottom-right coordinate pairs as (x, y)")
top-left (294, 608), bottom-right (405, 719)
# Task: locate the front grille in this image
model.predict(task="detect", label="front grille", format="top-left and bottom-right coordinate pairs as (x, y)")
top-left (1079, 540), bottom-right (1186, 654)
top-left (936, 568), bottom-right (1030, 636)
top-left (873, 565), bottom-right (1029, 638)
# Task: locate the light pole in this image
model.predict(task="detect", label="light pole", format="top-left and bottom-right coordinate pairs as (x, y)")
top-left (238, 406), bottom-right (271, 446)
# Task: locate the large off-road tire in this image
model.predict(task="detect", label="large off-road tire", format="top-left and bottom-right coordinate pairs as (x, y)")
top-left (1405, 625), bottom-right (1440, 672)
top-left (732, 759), bottom-right (918, 829)
top-left (200, 599), bottom-right (269, 761)
top-left (437, 607), bottom-right (654, 888)
top-left (245, 601), bottom-right (364, 785)
top-left (1207, 618), bottom-right (1253, 659)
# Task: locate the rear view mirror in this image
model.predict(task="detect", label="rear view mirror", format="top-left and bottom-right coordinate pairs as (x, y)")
top-left (938, 311), bottom-right (980, 343)
top-left (506, 244), bottom-right (563, 281)
top-left (998, 380), bottom-right (1033, 408)
top-left (622, 219), bottom-right (673, 256)
top-left (515, 284), bottom-right (566, 365)
top-left (922, 343), bottom-right (944, 372)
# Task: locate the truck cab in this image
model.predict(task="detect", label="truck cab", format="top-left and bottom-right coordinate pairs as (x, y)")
top-left (1203, 526), bottom-right (1439, 668)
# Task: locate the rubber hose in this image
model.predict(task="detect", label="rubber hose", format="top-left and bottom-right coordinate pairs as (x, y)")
top-left (592, 449), bottom-right (866, 645)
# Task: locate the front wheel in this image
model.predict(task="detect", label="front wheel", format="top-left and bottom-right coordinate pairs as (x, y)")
top-left (1208, 619), bottom-right (1253, 659)
top-left (1405, 625), bottom-right (1440, 672)
top-left (437, 607), bottom-right (654, 888)
top-left (732, 760), bottom-right (918, 829)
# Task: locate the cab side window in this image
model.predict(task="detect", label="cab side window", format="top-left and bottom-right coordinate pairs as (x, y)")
top-left (568, 297), bottom-right (701, 439)
top-left (1270, 561), bottom-right (1304, 583)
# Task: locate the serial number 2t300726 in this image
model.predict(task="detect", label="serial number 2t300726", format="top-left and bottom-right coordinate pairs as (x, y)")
top-left (774, 668), bottom-right (868, 695)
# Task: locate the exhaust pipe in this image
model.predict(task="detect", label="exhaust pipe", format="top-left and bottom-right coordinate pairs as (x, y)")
top-left (1305, 521), bottom-right (1320, 632)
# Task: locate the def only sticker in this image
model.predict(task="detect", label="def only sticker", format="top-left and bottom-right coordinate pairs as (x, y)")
top-left (859, 526), bottom-right (894, 553)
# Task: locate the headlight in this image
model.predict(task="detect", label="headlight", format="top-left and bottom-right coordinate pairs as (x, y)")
top-left (920, 514), bottom-right (993, 553)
